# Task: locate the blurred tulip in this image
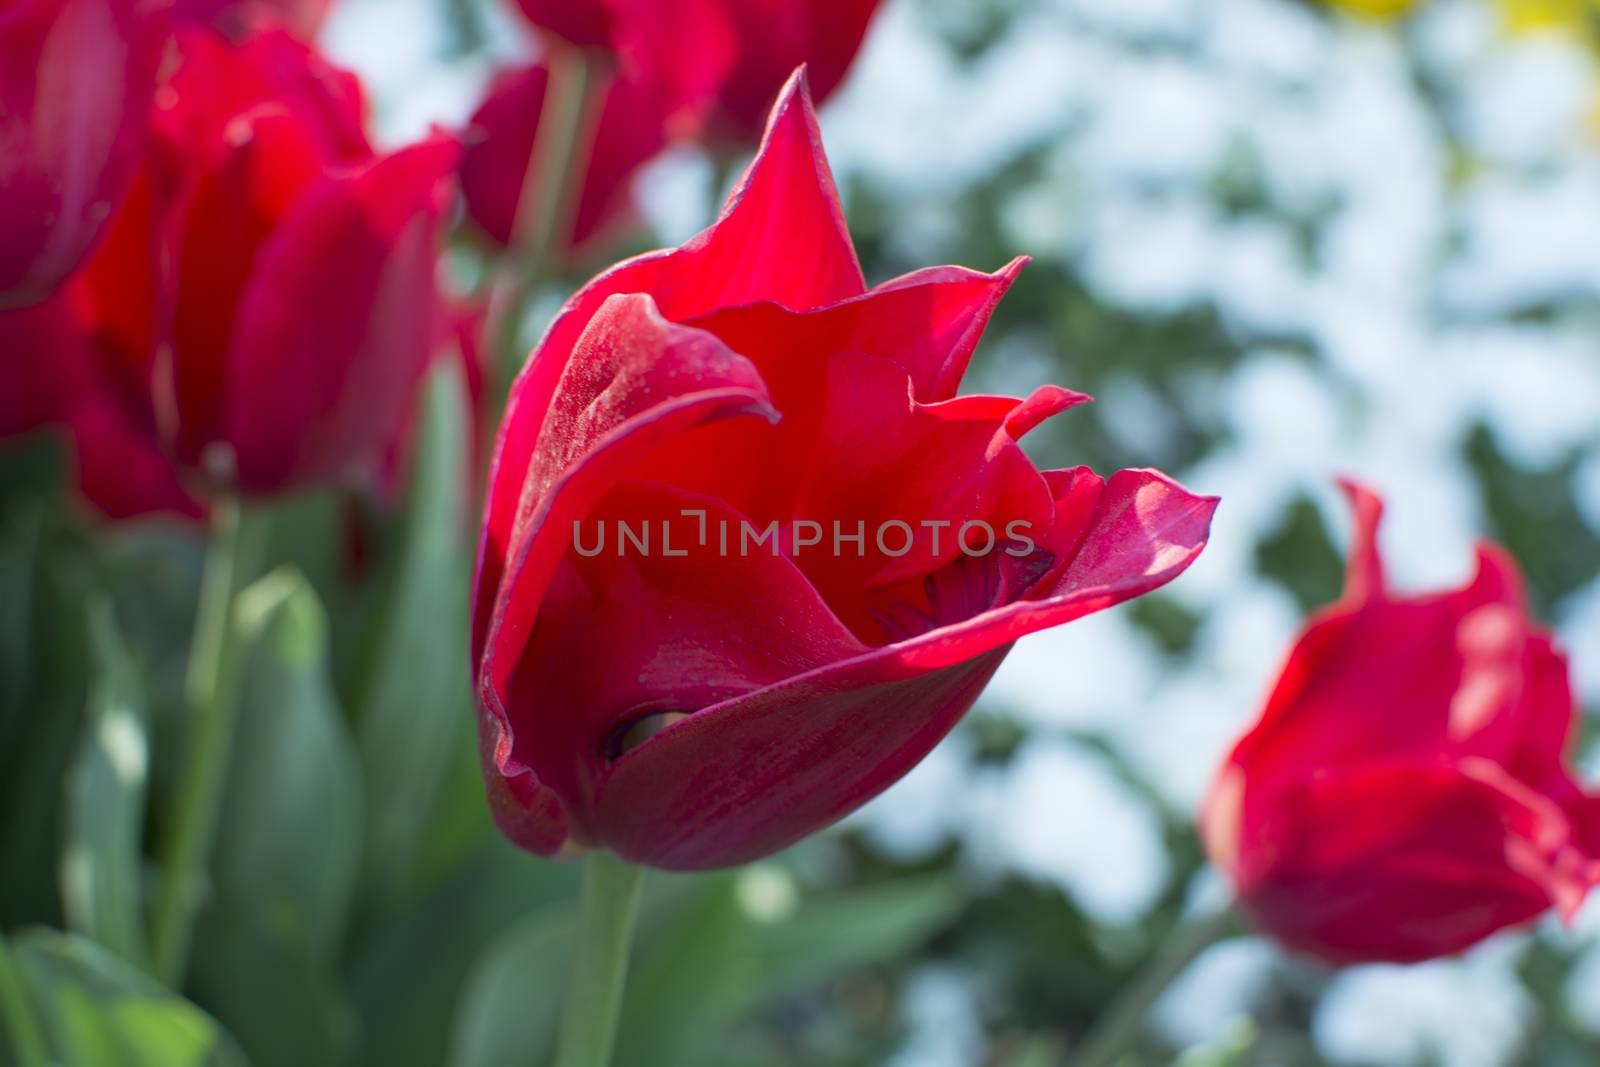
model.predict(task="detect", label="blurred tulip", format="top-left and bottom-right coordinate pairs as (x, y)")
top-left (1201, 481), bottom-right (1600, 964)
top-left (0, 0), bottom-right (170, 309)
top-left (704, 0), bottom-right (882, 143)
top-left (472, 72), bottom-right (1217, 870)
top-left (508, 0), bottom-right (609, 48)
top-left (0, 294), bottom-right (202, 519)
top-left (507, 0), bottom-right (733, 127)
top-left (478, 0), bottom-right (881, 261)
top-left (173, 0), bottom-right (332, 38)
top-left (65, 26), bottom-right (457, 498)
top-left (459, 61), bottom-right (667, 253)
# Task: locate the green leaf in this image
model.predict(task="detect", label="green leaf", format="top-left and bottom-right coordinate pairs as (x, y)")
top-left (742, 872), bottom-right (965, 998)
top-left (60, 599), bottom-right (152, 967)
top-left (6, 928), bottom-right (246, 1067)
top-left (352, 360), bottom-right (476, 907)
top-left (0, 509), bottom-right (93, 929)
top-left (351, 838), bottom-right (576, 1067)
top-left (0, 505), bottom-right (43, 746)
top-left (188, 568), bottom-right (363, 1067)
top-left (448, 867), bottom-right (963, 1067)
top-left (447, 902), bottom-right (575, 1067)
top-left (612, 874), bottom-right (751, 1067)
top-left (623, 870), bottom-right (962, 1067)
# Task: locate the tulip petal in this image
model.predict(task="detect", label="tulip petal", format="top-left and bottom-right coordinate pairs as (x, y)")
top-left (885, 468), bottom-right (1219, 671)
top-left (474, 295), bottom-right (781, 856)
top-left (0, 296), bottom-right (88, 436)
top-left (0, 0), bottom-right (168, 308)
top-left (169, 105), bottom-right (332, 461)
top-left (710, 1), bottom-right (883, 141)
top-left (507, 481), bottom-right (868, 829)
top-left (510, 0), bottom-right (612, 46)
top-left (220, 136), bottom-right (457, 493)
top-left (784, 353), bottom-right (1062, 637)
top-left (66, 391), bottom-right (204, 521)
top-left (1233, 757), bottom-right (1589, 963)
top-left (592, 645), bottom-right (1009, 869)
top-left (460, 63), bottom-right (670, 251)
top-left (574, 468), bottom-right (1213, 868)
top-left (1227, 521), bottom-right (1557, 796)
top-left (482, 69), bottom-right (864, 619)
top-left (1336, 476), bottom-right (1386, 602)
top-left (621, 259), bottom-right (1030, 530)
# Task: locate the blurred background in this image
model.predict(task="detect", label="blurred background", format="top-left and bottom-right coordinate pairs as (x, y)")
top-left (5, 0), bottom-right (1600, 1064)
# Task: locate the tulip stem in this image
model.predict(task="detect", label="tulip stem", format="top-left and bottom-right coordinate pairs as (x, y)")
top-left (1068, 904), bottom-right (1239, 1067)
top-left (551, 852), bottom-right (644, 1067)
top-left (495, 44), bottom-right (603, 395)
top-left (151, 497), bottom-right (263, 988)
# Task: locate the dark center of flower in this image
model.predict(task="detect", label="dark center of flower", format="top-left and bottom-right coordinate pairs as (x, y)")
top-left (604, 709), bottom-right (695, 760)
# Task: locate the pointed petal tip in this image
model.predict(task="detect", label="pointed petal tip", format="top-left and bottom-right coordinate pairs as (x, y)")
top-left (1470, 539), bottom-right (1531, 611)
top-left (1003, 384), bottom-right (1092, 439)
top-left (1335, 475), bottom-right (1386, 602)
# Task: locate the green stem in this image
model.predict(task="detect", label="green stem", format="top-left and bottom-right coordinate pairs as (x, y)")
top-left (1068, 906), bottom-right (1238, 1067)
top-left (0, 934), bottom-right (46, 1067)
top-left (150, 498), bottom-right (262, 987)
top-left (494, 44), bottom-right (603, 396)
top-left (551, 852), bottom-right (644, 1067)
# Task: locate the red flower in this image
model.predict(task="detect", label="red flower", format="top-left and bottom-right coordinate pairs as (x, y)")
top-left (63, 26), bottom-right (457, 498)
top-left (0, 295), bottom-right (202, 520)
top-left (704, 0), bottom-right (882, 143)
top-left (0, 0), bottom-right (170, 309)
top-left (476, 1), bottom-right (881, 256)
top-left (459, 62), bottom-right (668, 252)
top-left (472, 73), bottom-right (1217, 871)
top-left (173, 0), bottom-right (332, 38)
top-left (506, 0), bottom-right (610, 48)
top-left (1201, 481), bottom-right (1600, 964)
top-left (507, 0), bottom-right (881, 134)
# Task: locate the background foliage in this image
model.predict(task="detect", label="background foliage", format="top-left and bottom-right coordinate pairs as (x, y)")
top-left (4, 0), bottom-right (1600, 1064)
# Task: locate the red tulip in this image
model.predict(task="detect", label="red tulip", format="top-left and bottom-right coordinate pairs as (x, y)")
top-left (65, 26), bottom-right (457, 498)
top-left (0, 295), bottom-right (202, 520)
top-left (459, 62), bottom-right (667, 252)
top-left (173, 0), bottom-right (332, 38)
top-left (0, 0), bottom-right (170, 309)
top-left (1201, 481), bottom-right (1600, 964)
top-left (507, 0), bottom-right (610, 48)
top-left (507, 0), bottom-right (734, 128)
top-left (502, 0), bottom-right (882, 143)
top-left (705, 0), bottom-right (882, 143)
top-left (472, 72), bottom-right (1218, 870)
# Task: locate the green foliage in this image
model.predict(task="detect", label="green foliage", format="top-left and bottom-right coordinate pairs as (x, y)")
top-left (350, 362), bottom-right (477, 911)
top-left (450, 870), bottom-right (964, 1067)
top-left (187, 567), bottom-right (364, 1067)
top-left (3, 928), bottom-right (247, 1067)
top-left (61, 601), bottom-right (153, 967)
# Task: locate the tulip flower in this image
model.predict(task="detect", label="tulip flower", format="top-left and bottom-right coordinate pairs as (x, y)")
top-left (500, 0), bottom-right (882, 142)
top-left (1201, 481), bottom-right (1600, 964)
top-left (173, 0), bottom-right (332, 38)
top-left (0, 295), bottom-right (202, 519)
top-left (459, 62), bottom-right (668, 253)
top-left (703, 0), bottom-right (882, 143)
top-left (476, 0), bottom-right (881, 262)
top-left (0, 0), bottom-right (170, 309)
top-left (63, 26), bottom-right (457, 498)
top-left (472, 71), bottom-right (1218, 871)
